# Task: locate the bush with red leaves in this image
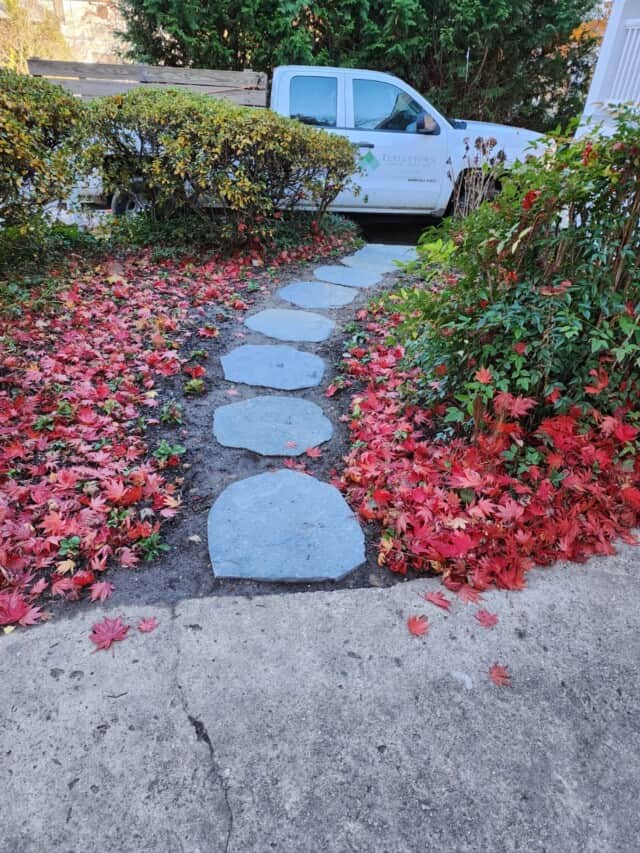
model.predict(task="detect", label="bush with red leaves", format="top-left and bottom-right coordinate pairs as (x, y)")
top-left (335, 299), bottom-right (640, 590)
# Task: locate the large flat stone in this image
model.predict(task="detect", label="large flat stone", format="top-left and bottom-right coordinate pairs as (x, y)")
top-left (221, 345), bottom-right (324, 390)
top-left (245, 308), bottom-right (334, 342)
top-left (313, 264), bottom-right (382, 289)
top-left (208, 469), bottom-right (364, 582)
top-left (340, 253), bottom-right (399, 274)
top-left (278, 280), bottom-right (358, 309)
top-left (213, 396), bottom-right (333, 456)
top-left (363, 242), bottom-right (418, 261)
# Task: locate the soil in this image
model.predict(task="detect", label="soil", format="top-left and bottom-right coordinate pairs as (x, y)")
top-left (84, 242), bottom-right (423, 612)
top-left (38, 219), bottom-right (433, 622)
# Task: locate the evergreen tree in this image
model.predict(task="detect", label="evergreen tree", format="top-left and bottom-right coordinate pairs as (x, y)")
top-left (117, 0), bottom-right (600, 130)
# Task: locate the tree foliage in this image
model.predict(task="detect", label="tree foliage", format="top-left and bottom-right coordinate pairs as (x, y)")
top-left (117, 0), bottom-right (601, 129)
top-left (0, 0), bottom-right (70, 73)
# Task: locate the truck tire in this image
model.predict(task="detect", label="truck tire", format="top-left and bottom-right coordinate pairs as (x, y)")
top-left (110, 190), bottom-right (144, 216)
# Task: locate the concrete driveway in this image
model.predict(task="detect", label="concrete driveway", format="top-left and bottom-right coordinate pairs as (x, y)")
top-left (2, 545), bottom-right (639, 852)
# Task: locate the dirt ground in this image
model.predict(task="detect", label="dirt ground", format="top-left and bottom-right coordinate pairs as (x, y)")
top-left (88, 242), bottom-right (421, 612)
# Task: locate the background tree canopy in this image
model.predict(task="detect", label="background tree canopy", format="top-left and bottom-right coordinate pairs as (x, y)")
top-left (117, 0), bottom-right (602, 130)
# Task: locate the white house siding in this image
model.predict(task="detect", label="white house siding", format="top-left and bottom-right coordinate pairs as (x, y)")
top-left (579, 0), bottom-right (640, 134)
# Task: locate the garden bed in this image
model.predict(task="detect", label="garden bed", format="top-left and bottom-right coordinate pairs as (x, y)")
top-left (0, 221), bottom-right (362, 629)
top-left (334, 293), bottom-right (640, 593)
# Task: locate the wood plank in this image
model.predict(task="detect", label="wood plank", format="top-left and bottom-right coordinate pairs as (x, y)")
top-left (140, 66), bottom-right (266, 88)
top-left (39, 77), bottom-right (267, 106)
top-left (28, 59), bottom-right (267, 90)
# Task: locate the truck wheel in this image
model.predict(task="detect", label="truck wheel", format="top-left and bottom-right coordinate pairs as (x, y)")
top-left (111, 190), bottom-right (143, 216)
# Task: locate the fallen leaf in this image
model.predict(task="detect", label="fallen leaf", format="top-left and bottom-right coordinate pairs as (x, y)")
top-left (305, 446), bottom-right (322, 458)
top-left (138, 616), bottom-right (159, 633)
top-left (406, 614), bottom-right (429, 636)
top-left (90, 616), bottom-right (130, 651)
top-left (89, 581), bottom-right (114, 603)
top-left (489, 664), bottom-right (511, 687)
top-left (457, 585), bottom-right (483, 604)
top-left (424, 591), bottom-right (451, 611)
top-left (475, 609), bottom-right (498, 628)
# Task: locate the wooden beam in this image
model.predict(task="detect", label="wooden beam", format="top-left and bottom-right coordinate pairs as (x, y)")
top-left (27, 59), bottom-right (267, 90)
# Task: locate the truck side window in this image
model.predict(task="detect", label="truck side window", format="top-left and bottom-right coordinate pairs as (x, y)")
top-left (353, 79), bottom-right (423, 132)
top-left (290, 76), bottom-right (337, 127)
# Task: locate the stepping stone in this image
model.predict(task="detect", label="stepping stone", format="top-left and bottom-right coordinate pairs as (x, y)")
top-left (213, 396), bottom-right (333, 456)
top-left (208, 470), bottom-right (365, 582)
top-left (245, 308), bottom-right (334, 342)
top-left (364, 243), bottom-right (418, 261)
top-left (221, 344), bottom-right (324, 390)
top-left (278, 280), bottom-right (357, 310)
top-left (313, 265), bottom-right (381, 289)
top-left (340, 253), bottom-right (399, 274)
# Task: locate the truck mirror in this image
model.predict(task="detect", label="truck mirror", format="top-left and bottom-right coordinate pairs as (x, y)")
top-left (417, 112), bottom-right (438, 135)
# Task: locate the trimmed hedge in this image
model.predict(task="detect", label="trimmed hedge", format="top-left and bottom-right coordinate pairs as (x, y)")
top-left (84, 89), bottom-right (356, 239)
top-left (0, 70), bottom-right (83, 225)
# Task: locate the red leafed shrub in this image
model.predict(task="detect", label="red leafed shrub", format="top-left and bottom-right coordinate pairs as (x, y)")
top-left (336, 112), bottom-right (640, 590)
top-left (0, 229), bottom-right (355, 628)
top-left (336, 300), bottom-right (640, 588)
top-left (403, 110), bottom-right (640, 431)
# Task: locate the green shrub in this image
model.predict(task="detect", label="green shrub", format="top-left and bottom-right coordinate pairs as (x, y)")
top-left (0, 69), bottom-right (84, 225)
top-left (84, 89), bottom-right (356, 242)
top-left (0, 220), bottom-right (100, 289)
top-left (400, 110), bottom-right (640, 431)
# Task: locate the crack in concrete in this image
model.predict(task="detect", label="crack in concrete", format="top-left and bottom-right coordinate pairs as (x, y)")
top-left (187, 713), bottom-right (234, 853)
top-left (169, 610), bottom-right (234, 853)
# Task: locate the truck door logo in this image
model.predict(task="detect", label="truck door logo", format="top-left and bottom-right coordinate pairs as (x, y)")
top-left (358, 151), bottom-right (380, 171)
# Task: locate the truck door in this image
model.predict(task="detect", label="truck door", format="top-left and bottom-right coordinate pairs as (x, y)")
top-left (334, 76), bottom-right (449, 213)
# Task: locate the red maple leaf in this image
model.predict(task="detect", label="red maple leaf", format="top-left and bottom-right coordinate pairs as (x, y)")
top-left (475, 609), bottom-right (498, 628)
top-left (614, 422), bottom-right (638, 443)
top-left (474, 366), bottom-right (493, 385)
top-left (138, 616), bottom-right (159, 633)
top-left (89, 616), bottom-right (130, 651)
top-left (29, 578), bottom-right (48, 596)
top-left (449, 468), bottom-right (483, 490)
top-left (0, 591), bottom-right (42, 627)
top-left (72, 570), bottom-right (95, 589)
top-left (118, 484), bottom-right (144, 507)
top-left (621, 487), bottom-right (640, 512)
top-left (424, 591), bottom-right (451, 611)
top-left (431, 532), bottom-right (476, 559)
top-left (494, 392), bottom-right (536, 418)
top-left (89, 581), bottom-right (114, 602)
top-left (197, 325), bottom-right (219, 338)
top-left (489, 664), bottom-right (511, 687)
top-left (457, 585), bottom-right (483, 604)
top-left (184, 364), bottom-right (206, 379)
top-left (373, 488), bottom-right (393, 505)
top-left (584, 367), bottom-right (609, 395)
top-left (325, 384), bottom-right (338, 397)
top-left (51, 576), bottom-right (75, 597)
top-left (406, 614), bottom-right (429, 636)
top-left (305, 447), bottom-right (322, 458)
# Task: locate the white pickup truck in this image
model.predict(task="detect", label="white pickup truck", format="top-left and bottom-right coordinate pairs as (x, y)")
top-left (70, 63), bottom-right (541, 218)
top-left (270, 65), bottom-right (542, 216)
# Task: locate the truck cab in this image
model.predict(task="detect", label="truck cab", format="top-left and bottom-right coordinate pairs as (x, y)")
top-left (271, 65), bottom-right (541, 216)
